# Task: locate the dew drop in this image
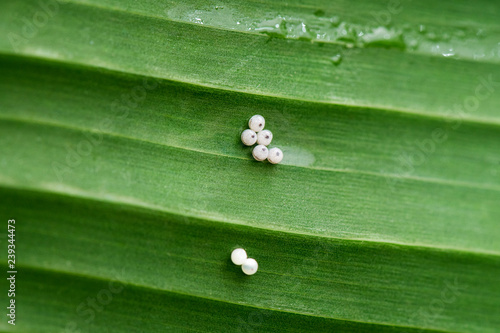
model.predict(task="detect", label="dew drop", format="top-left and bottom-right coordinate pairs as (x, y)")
top-left (330, 54), bottom-right (342, 65)
top-left (314, 9), bottom-right (326, 17)
top-left (442, 48), bottom-right (455, 57)
top-left (330, 16), bottom-right (340, 27)
top-left (361, 26), bottom-right (404, 48)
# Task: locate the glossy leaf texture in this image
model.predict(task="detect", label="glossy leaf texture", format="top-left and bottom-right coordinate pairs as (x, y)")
top-left (0, 0), bottom-right (499, 332)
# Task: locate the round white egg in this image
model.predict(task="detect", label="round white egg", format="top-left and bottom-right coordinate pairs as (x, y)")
top-left (267, 147), bottom-right (283, 164)
top-left (248, 115), bottom-right (265, 132)
top-left (252, 145), bottom-right (269, 161)
top-left (241, 129), bottom-right (257, 146)
top-left (231, 248), bottom-right (247, 265)
top-left (257, 130), bottom-right (273, 146)
top-left (241, 258), bottom-right (258, 275)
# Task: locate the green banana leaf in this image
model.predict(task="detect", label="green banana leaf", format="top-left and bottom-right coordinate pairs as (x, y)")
top-left (0, 0), bottom-right (499, 332)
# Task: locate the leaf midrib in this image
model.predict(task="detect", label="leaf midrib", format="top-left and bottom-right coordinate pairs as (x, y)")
top-left (2, 50), bottom-right (499, 128)
top-left (14, 264), bottom-right (456, 333)
top-left (2, 113), bottom-right (500, 194)
top-left (3, 183), bottom-right (500, 257)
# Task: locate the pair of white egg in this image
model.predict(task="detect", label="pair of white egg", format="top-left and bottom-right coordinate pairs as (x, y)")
top-left (231, 248), bottom-right (258, 275)
top-left (241, 115), bottom-right (283, 164)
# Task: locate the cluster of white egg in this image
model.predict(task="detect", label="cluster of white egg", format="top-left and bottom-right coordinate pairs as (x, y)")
top-left (231, 248), bottom-right (258, 275)
top-left (241, 115), bottom-right (283, 164)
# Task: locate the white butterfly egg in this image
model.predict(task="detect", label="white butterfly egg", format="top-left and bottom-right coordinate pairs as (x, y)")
top-left (257, 130), bottom-right (273, 146)
top-left (241, 129), bottom-right (257, 146)
top-left (252, 145), bottom-right (269, 161)
top-left (231, 248), bottom-right (247, 265)
top-left (248, 115), bottom-right (265, 132)
top-left (267, 147), bottom-right (283, 164)
top-left (241, 258), bottom-right (258, 275)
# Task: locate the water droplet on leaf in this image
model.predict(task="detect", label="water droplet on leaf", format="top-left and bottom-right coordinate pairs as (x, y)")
top-left (330, 54), bottom-right (342, 65)
top-left (314, 9), bottom-right (326, 17)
